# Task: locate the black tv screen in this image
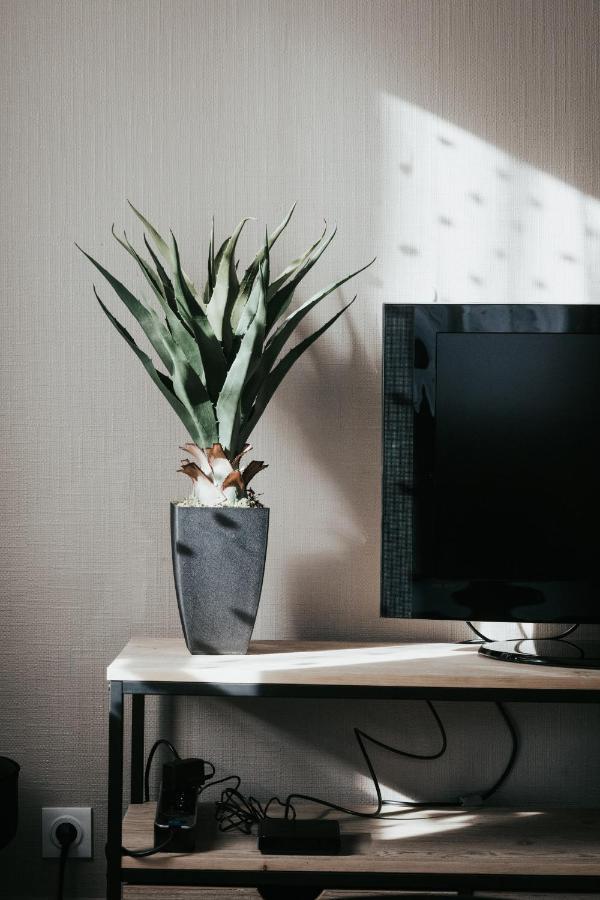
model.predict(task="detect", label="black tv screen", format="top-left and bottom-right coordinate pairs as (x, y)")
top-left (381, 305), bottom-right (600, 623)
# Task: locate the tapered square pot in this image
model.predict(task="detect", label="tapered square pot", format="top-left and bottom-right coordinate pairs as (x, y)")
top-left (170, 503), bottom-right (269, 655)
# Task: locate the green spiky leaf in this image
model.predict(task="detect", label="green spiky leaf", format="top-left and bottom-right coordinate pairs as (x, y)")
top-left (207, 217), bottom-right (252, 350)
top-left (242, 257), bottom-right (374, 415)
top-left (217, 253), bottom-right (268, 452)
top-left (230, 203), bottom-right (296, 331)
top-left (80, 204), bottom-right (374, 471)
top-left (240, 297), bottom-right (356, 446)
top-left (263, 256), bottom-right (374, 373)
top-left (111, 226), bottom-right (166, 307)
top-left (80, 242), bottom-right (217, 441)
top-left (170, 231), bottom-right (228, 402)
top-left (266, 219), bottom-right (327, 300)
top-left (76, 245), bottom-right (175, 374)
top-left (94, 289), bottom-right (208, 444)
top-left (127, 201), bottom-right (198, 299)
top-left (143, 236), bottom-right (184, 322)
top-left (265, 226), bottom-right (338, 333)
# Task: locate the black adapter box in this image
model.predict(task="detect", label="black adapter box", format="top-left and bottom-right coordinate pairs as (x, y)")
top-left (258, 818), bottom-right (341, 855)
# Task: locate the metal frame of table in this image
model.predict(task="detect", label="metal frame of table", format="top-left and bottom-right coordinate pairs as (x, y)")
top-left (106, 670), bottom-right (600, 898)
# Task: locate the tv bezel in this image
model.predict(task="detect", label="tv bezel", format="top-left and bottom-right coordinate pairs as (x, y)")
top-left (381, 303), bottom-right (600, 624)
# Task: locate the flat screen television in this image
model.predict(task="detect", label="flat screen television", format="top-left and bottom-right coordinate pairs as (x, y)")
top-left (381, 305), bottom-right (600, 664)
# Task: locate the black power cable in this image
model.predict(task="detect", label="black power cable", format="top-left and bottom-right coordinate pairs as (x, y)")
top-left (280, 701), bottom-right (447, 821)
top-left (144, 739), bottom-right (180, 802)
top-left (214, 699), bottom-right (519, 833)
top-left (55, 822), bottom-right (77, 900)
top-left (121, 831), bottom-right (175, 858)
top-left (480, 702), bottom-right (518, 801)
top-left (136, 686), bottom-right (520, 840)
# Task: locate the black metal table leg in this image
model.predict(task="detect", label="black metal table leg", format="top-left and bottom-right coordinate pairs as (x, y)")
top-left (130, 694), bottom-right (145, 804)
top-left (107, 680), bottom-right (124, 900)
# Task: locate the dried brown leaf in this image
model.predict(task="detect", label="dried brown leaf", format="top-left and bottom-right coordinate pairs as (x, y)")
top-left (242, 460), bottom-right (268, 487)
top-left (180, 443), bottom-right (211, 475)
top-left (222, 470), bottom-right (245, 495)
top-left (207, 442), bottom-right (228, 462)
top-left (178, 460), bottom-right (203, 480)
top-left (231, 443), bottom-right (253, 470)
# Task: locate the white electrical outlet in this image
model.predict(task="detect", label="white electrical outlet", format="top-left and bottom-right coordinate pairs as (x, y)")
top-left (42, 807), bottom-right (93, 858)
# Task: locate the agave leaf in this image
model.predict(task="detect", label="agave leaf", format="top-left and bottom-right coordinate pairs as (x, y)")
top-left (128, 200), bottom-right (197, 296)
top-left (203, 236), bottom-right (228, 306)
top-left (189, 318), bottom-right (228, 403)
top-left (239, 296), bottom-right (356, 446)
top-left (222, 469), bottom-right (245, 495)
top-left (230, 204), bottom-right (296, 331)
top-left (240, 252), bottom-right (374, 418)
top-left (244, 204), bottom-right (296, 294)
top-left (208, 217), bottom-right (215, 290)
top-left (217, 256), bottom-right (268, 452)
top-left (182, 466), bottom-right (226, 505)
top-left (266, 226), bottom-right (338, 333)
top-left (242, 459), bottom-right (267, 487)
top-left (113, 231), bottom-right (206, 384)
top-left (127, 201), bottom-right (173, 265)
top-left (91, 249), bottom-right (206, 403)
top-left (94, 290), bottom-right (206, 444)
top-left (111, 226), bottom-right (166, 307)
top-left (267, 219), bottom-right (328, 301)
top-left (170, 231), bottom-right (228, 402)
top-left (170, 352), bottom-right (219, 447)
top-left (258, 256), bottom-right (375, 383)
top-left (121, 236), bottom-right (204, 382)
top-left (170, 230), bottom-right (205, 321)
top-left (231, 443), bottom-right (252, 469)
top-left (87, 256), bottom-right (218, 446)
top-left (207, 217), bottom-right (252, 349)
top-left (204, 222), bottom-right (214, 307)
top-left (143, 236), bottom-right (185, 322)
top-left (234, 227), bottom-right (272, 339)
top-left (264, 201), bottom-right (296, 251)
top-left (179, 460), bottom-right (203, 479)
top-left (207, 442), bottom-right (229, 463)
top-left (180, 443), bottom-right (212, 476)
top-left (164, 310), bottom-right (206, 384)
top-left (207, 443), bottom-right (234, 483)
top-left (77, 245), bottom-right (176, 375)
top-left (234, 264), bottom-right (264, 338)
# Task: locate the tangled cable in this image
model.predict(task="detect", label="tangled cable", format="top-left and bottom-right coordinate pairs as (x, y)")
top-left (210, 699), bottom-right (518, 833)
top-left (213, 780), bottom-right (290, 834)
top-left (133, 698), bottom-right (519, 837)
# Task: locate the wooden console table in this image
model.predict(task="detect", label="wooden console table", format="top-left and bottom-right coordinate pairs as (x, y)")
top-left (106, 638), bottom-right (600, 898)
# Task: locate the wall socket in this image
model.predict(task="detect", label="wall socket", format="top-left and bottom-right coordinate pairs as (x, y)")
top-left (42, 807), bottom-right (93, 858)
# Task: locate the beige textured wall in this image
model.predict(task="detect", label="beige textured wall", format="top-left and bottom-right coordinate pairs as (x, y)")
top-left (1, 1), bottom-right (600, 896)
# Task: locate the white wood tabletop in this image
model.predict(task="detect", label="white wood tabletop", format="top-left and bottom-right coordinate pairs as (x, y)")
top-left (106, 638), bottom-right (600, 691)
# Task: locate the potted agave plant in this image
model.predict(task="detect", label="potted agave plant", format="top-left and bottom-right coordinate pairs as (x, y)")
top-left (78, 203), bottom-right (373, 654)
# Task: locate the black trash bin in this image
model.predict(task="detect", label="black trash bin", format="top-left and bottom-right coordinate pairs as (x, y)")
top-left (0, 757), bottom-right (19, 850)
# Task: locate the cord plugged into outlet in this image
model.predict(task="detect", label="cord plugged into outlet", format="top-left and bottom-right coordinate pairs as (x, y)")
top-left (42, 807), bottom-right (92, 858)
top-left (54, 822), bottom-right (77, 900)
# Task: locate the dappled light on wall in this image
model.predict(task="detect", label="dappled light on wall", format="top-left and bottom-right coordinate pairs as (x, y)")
top-left (381, 93), bottom-right (600, 305)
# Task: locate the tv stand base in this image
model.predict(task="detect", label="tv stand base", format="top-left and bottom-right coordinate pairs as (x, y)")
top-left (480, 638), bottom-right (600, 668)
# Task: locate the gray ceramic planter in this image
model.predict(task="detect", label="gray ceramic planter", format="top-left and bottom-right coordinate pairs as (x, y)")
top-left (170, 503), bottom-right (269, 655)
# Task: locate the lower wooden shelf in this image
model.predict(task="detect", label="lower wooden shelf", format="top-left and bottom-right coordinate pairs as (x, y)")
top-left (122, 802), bottom-right (600, 878)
